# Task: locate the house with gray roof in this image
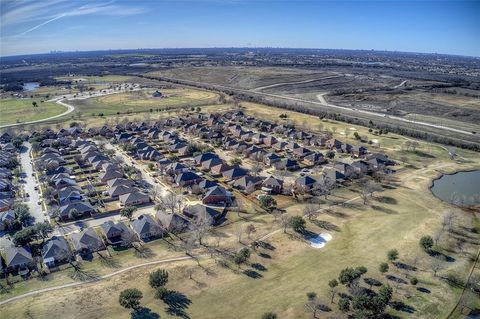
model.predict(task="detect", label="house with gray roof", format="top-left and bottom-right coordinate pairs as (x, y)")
top-left (119, 191), bottom-right (150, 207)
top-left (131, 214), bottom-right (164, 241)
top-left (4, 246), bottom-right (34, 273)
top-left (101, 221), bottom-right (133, 245)
top-left (183, 204), bottom-right (223, 225)
top-left (71, 228), bottom-right (105, 255)
top-left (156, 211), bottom-right (190, 234)
top-left (42, 236), bottom-right (71, 267)
top-left (58, 201), bottom-right (95, 220)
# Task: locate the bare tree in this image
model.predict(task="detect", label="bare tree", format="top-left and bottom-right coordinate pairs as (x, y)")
top-left (312, 176), bottom-right (335, 200)
top-left (246, 224), bottom-right (256, 239)
top-left (189, 215), bottom-right (213, 246)
top-left (235, 223), bottom-right (243, 243)
top-left (359, 179), bottom-right (383, 205)
top-left (157, 192), bottom-right (185, 215)
top-left (430, 257), bottom-right (445, 277)
top-left (303, 204), bottom-right (320, 221)
top-left (280, 213), bottom-right (289, 233)
top-left (442, 211), bottom-right (455, 232)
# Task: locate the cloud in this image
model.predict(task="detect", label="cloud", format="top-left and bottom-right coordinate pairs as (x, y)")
top-left (1, 0), bottom-right (147, 35)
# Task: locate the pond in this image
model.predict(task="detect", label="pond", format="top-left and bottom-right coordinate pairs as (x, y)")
top-left (431, 170), bottom-right (480, 206)
top-left (23, 82), bottom-right (40, 91)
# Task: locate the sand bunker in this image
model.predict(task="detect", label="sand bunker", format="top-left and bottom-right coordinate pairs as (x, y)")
top-left (309, 233), bottom-right (333, 249)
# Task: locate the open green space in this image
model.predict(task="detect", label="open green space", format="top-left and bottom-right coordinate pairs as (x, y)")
top-left (0, 99), bottom-right (67, 126)
top-left (68, 88), bottom-right (218, 117)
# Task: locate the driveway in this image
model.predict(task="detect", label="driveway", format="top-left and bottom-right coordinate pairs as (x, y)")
top-left (20, 142), bottom-right (45, 223)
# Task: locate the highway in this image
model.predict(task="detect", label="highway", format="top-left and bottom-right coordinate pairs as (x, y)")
top-left (153, 75), bottom-right (475, 137)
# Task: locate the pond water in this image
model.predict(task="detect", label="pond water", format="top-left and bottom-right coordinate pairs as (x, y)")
top-left (23, 82), bottom-right (40, 91)
top-left (431, 170), bottom-right (480, 206)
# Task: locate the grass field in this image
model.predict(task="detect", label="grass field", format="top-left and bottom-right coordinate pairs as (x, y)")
top-left (0, 99), bottom-right (67, 126)
top-left (68, 88), bottom-right (218, 117)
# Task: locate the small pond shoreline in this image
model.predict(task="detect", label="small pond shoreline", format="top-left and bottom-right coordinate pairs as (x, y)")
top-left (429, 169), bottom-right (480, 208)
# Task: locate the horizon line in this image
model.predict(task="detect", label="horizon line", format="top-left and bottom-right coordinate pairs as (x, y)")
top-left (2, 46), bottom-right (479, 60)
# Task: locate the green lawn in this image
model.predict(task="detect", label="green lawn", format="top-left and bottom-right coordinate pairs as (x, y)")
top-left (68, 88), bottom-right (218, 117)
top-left (0, 99), bottom-right (67, 126)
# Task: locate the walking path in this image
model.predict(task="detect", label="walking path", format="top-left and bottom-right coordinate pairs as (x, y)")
top-left (0, 255), bottom-right (203, 306)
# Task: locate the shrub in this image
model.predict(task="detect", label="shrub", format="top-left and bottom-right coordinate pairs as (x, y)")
top-left (410, 277), bottom-right (418, 285)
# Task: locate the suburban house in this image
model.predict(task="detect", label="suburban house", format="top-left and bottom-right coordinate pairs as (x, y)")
top-left (294, 176), bottom-right (318, 193)
top-left (58, 201), bottom-right (95, 220)
top-left (42, 236), bottom-right (71, 267)
top-left (131, 214), bottom-right (165, 241)
top-left (101, 221), bottom-right (132, 245)
top-left (156, 211), bottom-right (190, 233)
top-left (222, 167), bottom-right (248, 181)
top-left (274, 158), bottom-right (299, 171)
top-left (119, 191), bottom-right (150, 207)
top-left (106, 178), bottom-right (134, 188)
top-left (202, 185), bottom-right (230, 204)
top-left (264, 153), bottom-right (282, 166)
top-left (262, 175), bottom-right (284, 194)
top-left (201, 157), bottom-right (223, 171)
top-left (211, 163), bottom-right (231, 176)
top-left (108, 184), bottom-right (135, 199)
top-left (304, 152), bottom-right (327, 166)
top-left (233, 176), bottom-right (264, 191)
top-left (176, 171), bottom-right (203, 187)
top-left (71, 228), bottom-right (105, 255)
top-left (4, 246), bottom-right (34, 273)
top-left (0, 210), bottom-right (15, 230)
top-left (183, 204), bottom-right (223, 225)
top-left (194, 153), bottom-right (218, 165)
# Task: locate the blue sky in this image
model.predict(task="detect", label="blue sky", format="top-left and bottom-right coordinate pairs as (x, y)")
top-left (1, 0), bottom-right (479, 57)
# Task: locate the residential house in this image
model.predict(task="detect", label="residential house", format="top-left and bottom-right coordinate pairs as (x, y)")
top-left (183, 204), bottom-right (223, 225)
top-left (131, 214), bottom-right (164, 241)
top-left (304, 152), bottom-right (327, 166)
top-left (0, 210), bottom-right (15, 230)
top-left (202, 186), bottom-right (229, 205)
top-left (211, 163), bottom-right (231, 176)
top-left (233, 176), bottom-right (264, 192)
top-left (42, 236), bottom-right (71, 267)
top-left (264, 153), bottom-right (282, 166)
top-left (58, 201), bottom-right (95, 220)
top-left (108, 184), bottom-right (135, 199)
top-left (176, 171), bottom-right (203, 187)
top-left (262, 176), bottom-right (284, 194)
top-left (71, 228), bottom-right (105, 255)
top-left (294, 176), bottom-right (318, 193)
top-left (223, 167), bottom-right (248, 181)
top-left (99, 169), bottom-right (124, 183)
top-left (101, 221), bottom-right (133, 246)
top-left (156, 211), bottom-right (190, 234)
top-left (119, 191), bottom-right (150, 207)
top-left (274, 158), bottom-right (299, 171)
top-left (4, 246), bottom-right (34, 273)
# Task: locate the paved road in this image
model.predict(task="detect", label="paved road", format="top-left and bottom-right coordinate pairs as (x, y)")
top-left (314, 92), bottom-right (474, 136)
top-left (20, 142), bottom-right (45, 223)
top-left (152, 75), bottom-right (475, 137)
top-left (252, 74), bottom-right (342, 92)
